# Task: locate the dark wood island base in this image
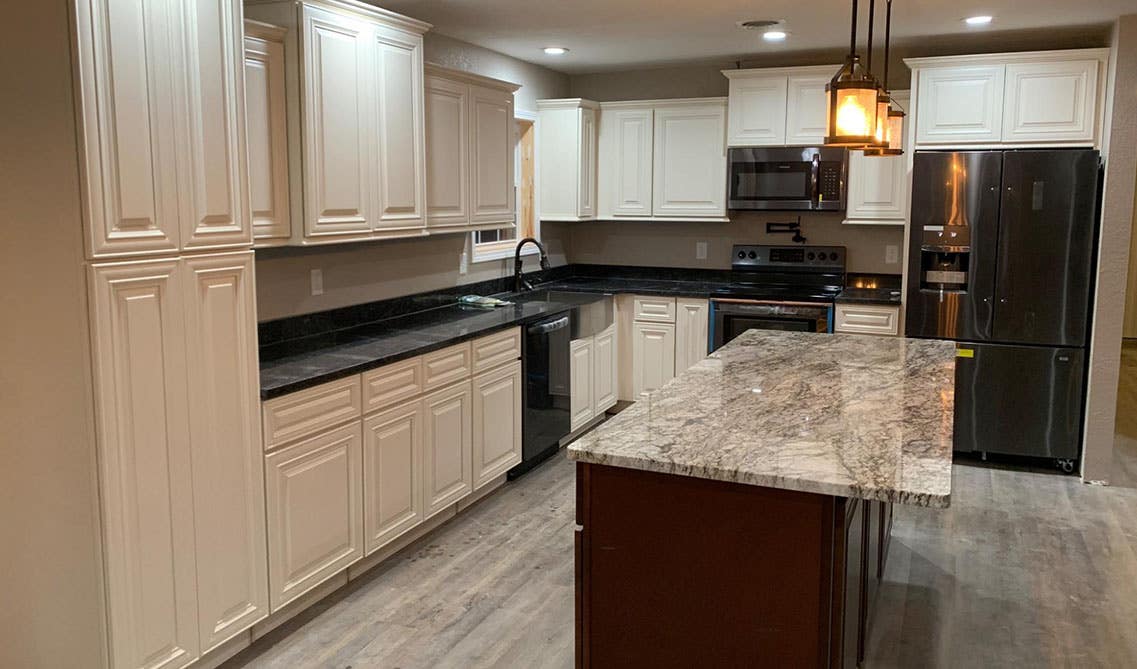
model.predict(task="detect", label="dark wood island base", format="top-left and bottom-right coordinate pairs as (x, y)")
top-left (575, 462), bottom-right (893, 668)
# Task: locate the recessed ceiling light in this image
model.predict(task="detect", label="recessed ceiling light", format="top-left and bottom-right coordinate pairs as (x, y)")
top-left (763, 30), bottom-right (788, 42)
top-left (739, 19), bottom-right (782, 30)
top-left (543, 46), bottom-right (568, 55)
top-left (964, 15), bottom-right (993, 26)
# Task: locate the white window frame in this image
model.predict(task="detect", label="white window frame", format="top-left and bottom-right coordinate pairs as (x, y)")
top-left (471, 109), bottom-right (541, 263)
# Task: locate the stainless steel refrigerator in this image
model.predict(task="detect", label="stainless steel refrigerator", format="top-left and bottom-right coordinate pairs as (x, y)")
top-left (905, 150), bottom-right (1100, 468)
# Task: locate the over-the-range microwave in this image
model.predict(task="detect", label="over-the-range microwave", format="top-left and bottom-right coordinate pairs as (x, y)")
top-left (728, 147), bottom-right (847, 211)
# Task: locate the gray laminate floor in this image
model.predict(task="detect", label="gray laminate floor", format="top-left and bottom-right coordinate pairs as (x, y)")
top-left (229, 344), bottom-right (1137, 669)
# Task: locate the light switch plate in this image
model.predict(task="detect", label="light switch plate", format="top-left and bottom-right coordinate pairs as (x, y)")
top-left (696, 241), bottom-right (708, 260)
top-left (885, 245), bottom-right (900, 265)
top-left (310, 268), bottom-right (324, 296)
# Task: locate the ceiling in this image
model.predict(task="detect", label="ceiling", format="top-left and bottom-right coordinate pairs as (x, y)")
top-left (372, 0), bottom-right (1129, 74)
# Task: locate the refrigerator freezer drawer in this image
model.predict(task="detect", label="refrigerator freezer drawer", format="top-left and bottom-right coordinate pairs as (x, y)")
top-left (954, 343), bottom-right (1085, 459)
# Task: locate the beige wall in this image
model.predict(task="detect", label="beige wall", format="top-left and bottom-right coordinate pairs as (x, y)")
top-left (0, 3), bottom-right (108, 667)
top-left (1082, 14), bottom-right (1137, 482)
top-left (424, 33), bottom-right (569, 112)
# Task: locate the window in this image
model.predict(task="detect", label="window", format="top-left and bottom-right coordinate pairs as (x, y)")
top-left (472, 113), bottom-right (538, 261)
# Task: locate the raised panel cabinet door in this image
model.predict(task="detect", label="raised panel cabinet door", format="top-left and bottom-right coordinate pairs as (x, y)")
top-left (423, 382), bottom-right (474, 518)
top-left (89, 259), bottom-right (199, 669)
top-left (471, 361), bottom-right (523, 489)
top-left (674, 299), bottom-right (710, 374)
top-left (178, 0), bottom-right (250, 250)
top-left (469, 84), bottom-right (516, 225)
top-left (363, 400), bottom-right (424, 555)
top-left (592, 325), bottom-right (618, 415)
top-left (301, 4), bottom-right (373, 240)
top-left (265, 423), bottom-right (363, 611)
top-left (1002, 60), bottom-right (1099, 144)
top-left (181, 252), bottom-right (268, 652)
top-left (600, 107), bottom-right (654, 217)
top-left (846, 90), bottom-right (910, 224)
top-left (632, 322), bottom-right (676, 398)
top-left (569, 338), bottom-right (595, 431)
top-left (243, 23), bottom-right (290, 245)
top-left (578, 107), bottom-right (598, 218)
top-left (916, 65), bottom-right (1006, 144)
top-left (785, 75), bottom-right (831, 145)
top-left (652, 103), bottom-right (727, 218)
top-left (425, 75), bottom-right (469, 228)
top-left (73, 0), bottom-right (182, 257)
top-left (372, 25), bottom-right (426, 233)
top-left (726, 76), bottom-right (788, 146)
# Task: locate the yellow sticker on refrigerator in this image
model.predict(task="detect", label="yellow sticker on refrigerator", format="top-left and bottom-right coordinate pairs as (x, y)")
top-left (956, 348), bottom-right (974, 358)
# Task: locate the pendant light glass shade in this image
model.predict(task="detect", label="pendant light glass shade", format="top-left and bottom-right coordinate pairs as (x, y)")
top-left (873, 93), bottom-right (891, 146)
top-left (824, 55), bottom-right (879, 146)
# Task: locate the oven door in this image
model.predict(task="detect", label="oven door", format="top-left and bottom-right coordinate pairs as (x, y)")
top-left (728, 148), bottom-right (816, 210)
top-left (711, 301), bottom-right (833, 351)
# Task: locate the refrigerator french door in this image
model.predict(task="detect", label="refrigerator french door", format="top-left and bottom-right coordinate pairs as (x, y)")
top-left (906, 149), bottom-right (1100, 462)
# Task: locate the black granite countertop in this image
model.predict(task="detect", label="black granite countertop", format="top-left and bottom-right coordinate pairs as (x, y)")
top-left (536, 276), bottom-right (735, 298)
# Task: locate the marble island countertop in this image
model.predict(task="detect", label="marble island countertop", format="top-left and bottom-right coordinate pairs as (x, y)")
top-left (568, 330), bottom-right (957, 508)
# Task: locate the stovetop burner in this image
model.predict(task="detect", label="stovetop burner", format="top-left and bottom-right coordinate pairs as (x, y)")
top-left (722, 244), bottom-right (847, 302)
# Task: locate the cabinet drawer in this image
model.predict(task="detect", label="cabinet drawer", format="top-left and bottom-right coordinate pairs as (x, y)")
top-left (422, 342), bottom-right (473, 391)
top-left (471, 327), bottom-right (521, 374)
top-left (632, 296), bottom-right (676, 323)
top-left (262, 376), bottom-right (362, 450)
top-left (362, 357), bottom-right (424, 414)
top-left (834, 304), bottom-right (900, 336)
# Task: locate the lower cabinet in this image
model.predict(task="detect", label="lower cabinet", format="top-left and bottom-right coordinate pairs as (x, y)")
top-left (570, 337), bottom-right (595, 431)
top-left (265, 423), bottom-right (364, 611)
top-left (674, 298), bottom-right (710, 374)
top-left (472, 361), bottom-right (523, 488)
top-left (571, 324), bottom-right (619, 431)
top-left (363, 400), bottom-right (424, 556)
top-left (631, 321), bottom-right (676, 398)
top-left (423, 381), bottom-right (474, 518)
top-left (592, 325), bottom-right (618, 414)
top-left (834, 303), bottom-right (901, 336)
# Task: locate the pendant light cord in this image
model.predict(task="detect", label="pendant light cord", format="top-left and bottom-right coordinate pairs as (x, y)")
top-left (849, 0), bottom-right (858, 58)
top-left (882, 0), bottom-right (892, 91)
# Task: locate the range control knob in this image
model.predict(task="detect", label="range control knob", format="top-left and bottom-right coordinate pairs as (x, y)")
top-left (830, 252), bottom-right (840, 261)
top-left (806, 252), bottom-right (816, 260)
top-left (737, 250), bottom-right (746, 259)
top-left (748, 251), bottom-right (757, 259)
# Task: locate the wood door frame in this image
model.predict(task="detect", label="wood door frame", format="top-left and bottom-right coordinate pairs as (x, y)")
top-left (470, 109), bottom-right (541, 263)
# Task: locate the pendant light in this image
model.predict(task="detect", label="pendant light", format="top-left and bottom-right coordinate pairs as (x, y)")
top-left (864, 0), bottom-right (905, 156)
top-left (825, 0), bottom-right (880, 146)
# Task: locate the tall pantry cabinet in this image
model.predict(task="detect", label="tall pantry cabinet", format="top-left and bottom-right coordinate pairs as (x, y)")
top-left (72, 0), bottom-right (267, 666)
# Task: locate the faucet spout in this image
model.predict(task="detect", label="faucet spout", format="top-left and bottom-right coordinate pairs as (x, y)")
top-left (514, 237), bottom-right (549, 292)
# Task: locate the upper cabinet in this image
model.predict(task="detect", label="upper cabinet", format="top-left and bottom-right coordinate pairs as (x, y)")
top-left (73, 0), bottom-right (251, 258)
top-left (536, 99), bottom-right (599, 221)
top-left (845, 91), bottom-right (910, 225)
top-left (597, 98), bottom-right (728, 221)
top-left (425, 65), bottom-right (520, 232)
top-left (244, 21), bottom-right (291, 246)
top-left (907, 49), bottom-right (1108, 147)
top-left (723, 65), bottom-right (840, 147)
top-left (245, 0), bottom-right (430, 245)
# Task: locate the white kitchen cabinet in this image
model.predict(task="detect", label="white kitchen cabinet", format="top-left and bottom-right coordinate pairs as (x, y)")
top-left (592, 325), bottom-right (618, 415)
top-left (785, 74), bottom-right (832, 145)
top-left (265, 423), bottom-right (363, 611)
top-left (834, 303), bottom-right (901, 336)
top-left (1002, 60), bottom-right (1099, 144)
top-left (363, 399), bottom-right (424, 555)
top-left (88, 258), bottom-right (199, 668)
top-left (845, 91), bottom-right (910, 225)
top-left (181, 252), bottom-right (269, 652)
top-left (372, 23), bottom-right (427, 234)
top-left (471, 360), bottom-right (523, 488)
top-left (570, 338), bottom-right (595, 431)
top-left (424, 74), bottom-right (470, 229)
top-left (536, 99), bottom-right (599, 221)
top-left (244, 21), bottom-right (291, 246)
top-left (598, 105), bottom-right (655, 217)
top-left (470, 83), bottom-right (517, 225)
top-left (914, 65), bottom-right (1005, 145)
top-left (631, 322), bottom-right (677, 398)
top-left (423, 381), bottom-right (473, 518)
top-left (724, 74), bottom-right (787, 146)
top-left (674, 298), bottom-right (710, 374)
top-left (652, 101), bottom-right (727, 218)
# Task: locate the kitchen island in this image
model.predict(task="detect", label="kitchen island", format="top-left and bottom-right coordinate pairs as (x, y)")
top-left (568, 330), bottom-right (956, 668)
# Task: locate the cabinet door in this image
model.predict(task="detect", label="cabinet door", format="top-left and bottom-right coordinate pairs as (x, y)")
top-left (785, 75), bottom-right (831, 145)
top-left (469, 83), bottom-right (516, 225)
top-left (265, 423), bottom-right (363, 611)
top-left (300, 5), bottom-right (372, 240)
top-left (372, 25), bottom-right (426, 233)
top-left (472, 361), bottom-right (523, 489)
top-left (834, 303), bottom-right (900, 336)
top-left (652, 103), bottom-right (727, 218)
top-left (593, 325), bottom-right (618, 415)
top-left (73, 0), bottom-right (182, 257)
top-left (177, 0), bottom-right (250, 250)
top-left (916, 65), bottom-right (1005, 144)
top-left (674, 299), bottom-right (709, 374)
top-left (244, 25), bottom-right (291, 245)
top-left (578, 107), bottom-right (598, 218)
top-left (363, 400), bottom-right (423, 555)
top-left (601, 107), bottom-right (654, 217)
top-left (181, 253), bottom-right (268, 651)
top-left (632, 322), bottom-right (676, 398)
top-left (89, 259), bottom-right (199, 668)
top-left (1002, 60), bottom-right (1099, 144)
top-left (570, 338), bottom-right (595, 431)
top-left (726, 76), bottom-right (787, 146)
top-left (845, 139), bottom-right (908, 223)
top-left (423, 382), bottom-right (473, 518)
top-left (425, 75), bottom-right (469, 228)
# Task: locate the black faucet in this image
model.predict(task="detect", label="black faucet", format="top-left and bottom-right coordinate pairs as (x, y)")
top-left (514, 237), bottom-right (550, 292)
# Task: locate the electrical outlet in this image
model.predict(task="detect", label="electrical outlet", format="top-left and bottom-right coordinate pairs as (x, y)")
top-left (459, 251), bottom-right (468, 275)
top-left (310, 268), bottom-right (324, 296)
top-left (885, 245), bottom-right (900, 265)
top-left (696, 241), bottom-right (708, 260)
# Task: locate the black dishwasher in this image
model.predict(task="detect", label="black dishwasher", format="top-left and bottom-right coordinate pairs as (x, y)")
top-left (509, 312), bottom-right (572, 478)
